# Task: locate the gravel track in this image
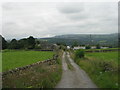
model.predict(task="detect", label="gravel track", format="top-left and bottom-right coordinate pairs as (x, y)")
top-left (55, 52), bottom-right (97, 88)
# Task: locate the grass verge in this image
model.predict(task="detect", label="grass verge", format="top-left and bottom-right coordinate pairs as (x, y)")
top-left (71, 51), bottom-right (119, 88)
top-left (65, 53), bottom-right (74, 70)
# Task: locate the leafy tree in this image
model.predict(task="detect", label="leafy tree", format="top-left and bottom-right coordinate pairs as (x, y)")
top-left (8, 39), bottom-right (19, 49)
top-left (36, 41), bottom-right (40, 44)
top-left (1, 36), bottom-right (7, 50)
top-left (18, 36), bottom-right (35, 49)
top-left (72, 41), bottom-right (78, 47)
top-left (56, 42), bottom-right (66, 46)
top-left (34, 45), bottom-right (41, 49)
top-left (2, 37), bottom-right (7, 49)
top-left (27, 36), bottom-right (35, 49)
top-left (96, 44), bottom-right (101, 49)
top-left (56, 43), bottom-right (60, 45)
top-left (18, 38), bottom-right (28, 49)
top-left (75, 49), bottom-right (85, 58)
top-left (85, 45), bottom-right (91, 49)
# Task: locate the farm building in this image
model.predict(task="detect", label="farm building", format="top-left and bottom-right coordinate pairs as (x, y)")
top-left (67, 46), bottom-right (71, 49)
top-left (73, 46), bottom-right (85, 50)
top-left (91, 46), bottom-right (96, 49)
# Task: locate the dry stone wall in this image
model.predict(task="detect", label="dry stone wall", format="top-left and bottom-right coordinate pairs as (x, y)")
top-left (2, 55), bottom-right (58, 76)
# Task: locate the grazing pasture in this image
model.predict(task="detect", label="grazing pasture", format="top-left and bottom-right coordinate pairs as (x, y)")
top-left (2, 50), bottom-right (54, 72)
top-left (86, 52), bottom-right (118, 63)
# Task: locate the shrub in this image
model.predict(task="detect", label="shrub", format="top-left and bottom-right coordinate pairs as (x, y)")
top-left (85, 45), bottom-right (91, 49)
top-left (96, 44), bottom-right (101, 49)
top-left (34, 45), bottom-right (41, 49)
top-left (75, 49), bottom-right (85, 58)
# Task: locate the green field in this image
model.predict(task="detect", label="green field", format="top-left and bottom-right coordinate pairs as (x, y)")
top-left (73, 51), bottom-right (119, 88)
top-left (85, 48), bottom-right (119, 52)
top-left (3, 50), bottom-right (63, 88)
top-left (86, 52), bottom-right (118, 63)
top-left (2, 50), bottom-right (54, 72)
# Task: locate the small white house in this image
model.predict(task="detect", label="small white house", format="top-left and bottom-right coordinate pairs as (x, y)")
top-left (73, 46), bottom-right (85, 50)
top-left (67, 46), bottom-right (70, 49)
top-left (53, 44), bottom-right (57, 46)
top-left (91, 46), bottom-right (96, 49)
top-left (73, 47), bottom-right (80, 50)
top-left (79, 46), bottom-right (86, 49)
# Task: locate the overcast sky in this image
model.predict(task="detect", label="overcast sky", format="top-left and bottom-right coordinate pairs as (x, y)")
top-left (1, 1), bottom-right (118, 39)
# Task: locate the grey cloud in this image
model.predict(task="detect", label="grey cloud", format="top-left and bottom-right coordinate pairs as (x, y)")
top-left (66, 13), bottom-right (88, 21)
top-left (2, 2), bottom-right (118, 40)
top-left (58, 3), bottom-right (84, 14)
top-left (59, 7), bottom-right (82, 14)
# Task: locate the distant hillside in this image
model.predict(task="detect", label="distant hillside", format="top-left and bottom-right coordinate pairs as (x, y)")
top-left (39, 33), bottom-right (118, 47)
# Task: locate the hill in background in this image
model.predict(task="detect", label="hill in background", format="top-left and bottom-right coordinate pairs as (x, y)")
top-left (39, 33), bottom-right (118, 47)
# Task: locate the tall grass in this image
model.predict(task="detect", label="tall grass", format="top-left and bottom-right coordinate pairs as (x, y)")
top-left (3, 61), bottom-right (62, 88)
top-left (3, 50), bottom-right (63, 88)
top-left (72, 51), bottom-right (119, 88)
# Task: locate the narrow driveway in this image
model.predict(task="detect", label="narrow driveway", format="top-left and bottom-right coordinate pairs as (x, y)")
top-left (55, 52), bottom-right (97, 88)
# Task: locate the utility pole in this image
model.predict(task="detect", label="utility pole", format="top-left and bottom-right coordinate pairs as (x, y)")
top-left (90, 34), bottom-right (94, 46)
top-left (90, 34), bottom-right (92, 45)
